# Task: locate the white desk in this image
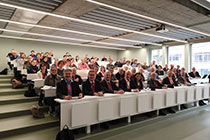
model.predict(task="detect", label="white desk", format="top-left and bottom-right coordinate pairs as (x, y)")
top-left (55, 85), bottom-right (210, 133)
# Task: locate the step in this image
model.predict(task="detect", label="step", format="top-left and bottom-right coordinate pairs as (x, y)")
top-left (0, 83), bottom-right (12, 89)
top-left (0, 88), bottom-right (27, 96)
top-left (1, 126), bottom-right (60, 140)
top-left (0, 114), bottom-right (59, 138)
top-left (0, 75), bottom-right (13, 79)
top-left (0, 101), bottom-right (49, 119)
top-left (0, 79), bottom-right (11, 83)
top-left (0, 94), bottom-right (39, 105)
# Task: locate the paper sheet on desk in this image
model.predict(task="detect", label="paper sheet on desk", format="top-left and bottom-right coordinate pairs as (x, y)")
top-left (41, 86), bottom-right (56, 90)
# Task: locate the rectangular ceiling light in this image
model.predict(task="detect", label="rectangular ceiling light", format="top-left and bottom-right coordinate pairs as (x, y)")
top-left (0, 28), bottom-right (141, 48)
top-left (0, 2), bottom-right (188, 43)
top-left (86, 0), bottom-right (210, 37)
top-left (0, 19), bottom-right (162, 46)
top-left (0, 35), bottom-right (126, 50)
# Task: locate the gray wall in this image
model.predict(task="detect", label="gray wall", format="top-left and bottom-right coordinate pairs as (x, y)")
top-left (0, 38), bottom-right (118, 70)
top-left (118, 48), bottom-right (148, 64)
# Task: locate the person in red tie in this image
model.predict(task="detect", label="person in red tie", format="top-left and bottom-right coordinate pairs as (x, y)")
top-left (100, 71), bottom-right (124, 94)
top-left (148, 72), bottom-right (167, 89)
top-left (162, 70), bottom-right (178, 88)
top-left (133, 73), bottom-right (144, 90)
top-left (82, 70), bottom-right (103, 96)
top-left (119, 71), bottom-right (139, 92)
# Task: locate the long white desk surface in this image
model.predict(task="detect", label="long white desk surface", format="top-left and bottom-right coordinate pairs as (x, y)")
top-left (55, 84), bottom-right (210, 133)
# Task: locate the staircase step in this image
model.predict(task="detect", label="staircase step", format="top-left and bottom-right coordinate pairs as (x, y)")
top-left (0, 114), bottom-right (59, 138)
top-left (0, 79), bottom-right (11, 83)
top-left (0, 101), bottom-right (48, 119)
top-left (0, 88), bottom-right (27, 96)
top-left (0, 75), bottom-right (13, 79)
top-left (0, 94), bottom-right (39, 105)
top-left (0, 83), bottom-right (12, 89)
top-left (1, 126), bottom-right (60, 140)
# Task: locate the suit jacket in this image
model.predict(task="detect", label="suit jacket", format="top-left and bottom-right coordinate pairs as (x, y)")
top-left (178, 76), bottom-right (191, 84)
top-left (100, 80), bottom-right (120, 93)
top-left (188, 71), bottom-right (201, 78)
top-left (56, 80), bottom-right (82, 99)
top-left (72, 74), bottom-right (83, 85)
top-left (27, 65), bottom-right (39, 74)
top-left (119, 78), bottom-right (137, 92)
top-left (162, 77), bottom-right (178, 87)
top-left (82, 79), bottom-right (102, 96)
top-left (134, 79), bottom-right (143, 90)
top-left (148, 79), bottom-right (163, 89)
top-left (156, 70), bottom-right (164, 75)
top-left (115, 72), bottom-right (125, 80)
top-left (172, 73), bottom-right (179, 80)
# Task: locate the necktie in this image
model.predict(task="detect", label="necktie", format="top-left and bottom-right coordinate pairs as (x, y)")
top-left (90, 81), bottom-right (95, 93)
top-left (154, 81), bottom-right (158, 87)
top-left (107, 82), bottom-right (112, 91)
top-left (169, 77), bottom-right (174, 84)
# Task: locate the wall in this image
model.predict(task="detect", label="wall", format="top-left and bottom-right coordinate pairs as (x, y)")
top-left (0, 38), bottom-right (118, 70)
top-left (118, 48), bottom-right (148, 64)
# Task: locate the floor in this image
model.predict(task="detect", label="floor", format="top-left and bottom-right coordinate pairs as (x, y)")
top-left (79, 105), bottom-right (210, 140)
top-left (2, 105), bottom-right (210, 140)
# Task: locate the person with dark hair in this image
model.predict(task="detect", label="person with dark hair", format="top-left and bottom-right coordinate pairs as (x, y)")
top-left (37, 63), bottom-right (48, 79)
top-left (69, 58), bottom-right (77, 68)
top-left (57, 61), bottom-right (64, 78)
top-left (156, 65), bottom-right (164, 75)
top-left (27, 59), bottom-right (38, 73)
top-left (134, 73), bottom-right (144, 90)
top-left (41, 56), bottom-right (50, 69)
top-left (30, 50), bottom-right (36, 59)
top-left (97, 66), bottom-right (106, 81)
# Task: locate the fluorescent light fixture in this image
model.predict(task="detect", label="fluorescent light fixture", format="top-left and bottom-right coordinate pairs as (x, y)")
top-left (191, 0), bottom-right (210, 11)
top-left (0, 28), bottom-right (142, 48)
top-left (0, 19), bottom-right (161, 46)
top-left (0, 35), bottom-right (126, 50)
top-left (0, 2), bottom-right (187, 43)
top-left (86, 0), bottom-right (210, 37)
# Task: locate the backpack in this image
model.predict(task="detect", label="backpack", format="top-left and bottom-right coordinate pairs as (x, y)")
top-left (24, 83), bottom-right (37, 97)
top-left (56, 125), bottom-right (74, 140)
top-left (0, 68), bottom-right (8, 75)
top-left (31, 106), bottom-right (45, 119)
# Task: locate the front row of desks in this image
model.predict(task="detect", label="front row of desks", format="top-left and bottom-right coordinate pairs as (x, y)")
top-left (52, 84), bottom-right (210, 134)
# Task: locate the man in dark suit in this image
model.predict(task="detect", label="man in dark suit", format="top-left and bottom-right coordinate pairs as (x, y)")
top-left (101, 72), bottom-right (124, 94)
top-left (115, 68), bottom-right (125, 80)
top-left (82, 69), bottom-right (103, 96)
top-left (119, 71), bottom-right (139, 92)
top-left (188, 67), bottom-right (201, 78)
top-left (178, 70), bottom-right (191, 85)
top-left (56, 69), bottom-right (83, 100)
top-left (71, 67), bottom-right (83, 85)
top-left (162, 70), bottom-right (178, 87)
top-left (148, 72), bottom-right (167, 89)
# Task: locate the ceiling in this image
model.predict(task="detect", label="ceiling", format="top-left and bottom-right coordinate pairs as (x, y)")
top-left (0, 0), bottom-right (210, 50)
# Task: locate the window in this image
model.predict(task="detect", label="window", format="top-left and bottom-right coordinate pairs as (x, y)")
top-left (168, 45), bottom-right (184, 67)
top-left (151, 49), bottom-right (162, 65)
top-left (192, 42), bottom-right (210, 76)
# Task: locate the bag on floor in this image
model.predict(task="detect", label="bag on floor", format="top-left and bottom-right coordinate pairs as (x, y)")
top-left (56, 125), bottom-right (74, 140)
top-left (24, 83), bottom-right (37, 97)
top-left (0, 68), bottom-right (8, 75)
top-left (31, 105), bottom-right (45, 119)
